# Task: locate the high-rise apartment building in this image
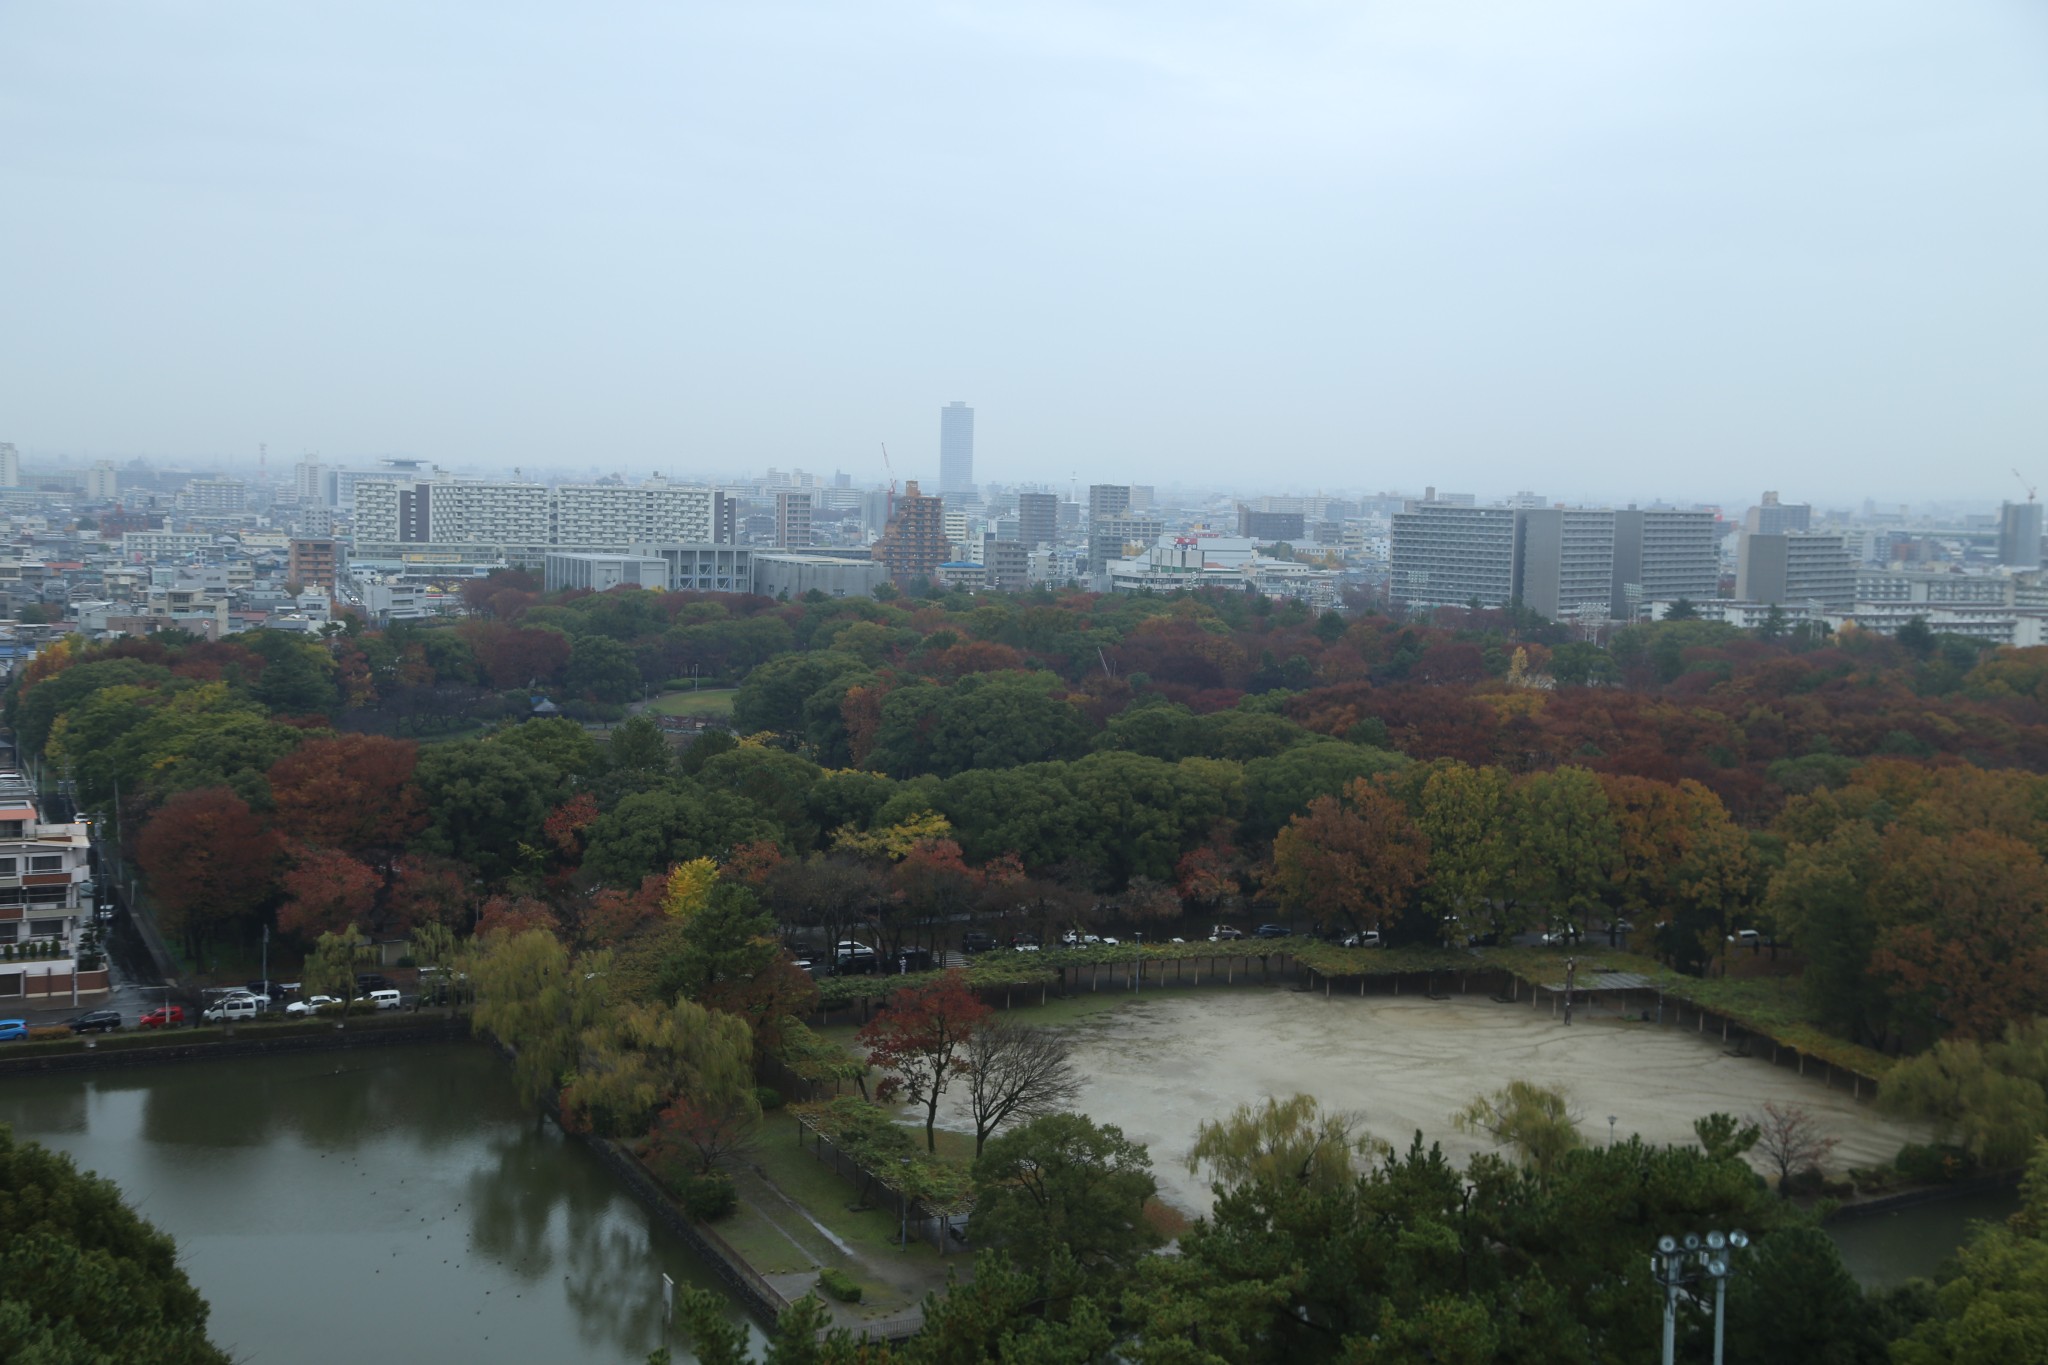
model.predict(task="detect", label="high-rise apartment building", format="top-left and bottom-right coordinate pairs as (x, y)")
top-left (1999, 501), bottom-right (2044, 569)
top-left (1088, 484), bottom-right (1132, 523)
top-left (940, 402), bottom-right (975, 499)
top-left (775, 490), bottom-right (813, 549)
top-left (288, 538), bottom-right (341, 591)
top-left (1389, 504), bottom-right (1517, 610)
top-left (1088, 516), bottom-right (1164, 574)
top-left (180, 479), bottom-right (247, 515)
top-left (354, 478), bottom-right (733, 564)
top-left (0, 444), bottom-right (18, 489)
top-left (1238, 507), bottom-right (1306, 541)
top-left (981, 535), bottom-right (1029, 591)
top-left (1514, 508), bottom-right (1617, 622)
top-left (1743, 491), bottom-right (1812, 536)
top-left (1611, 509), bottom-right (1721, 617)
top-left (1735, 532), bottom-right (1855, 607)
top-left (1016, 493), bottom-right (1058, 550)
top-left (871, 481), bottom-right (949, 583)
top-left (85, 462), bottom-right (119, 502)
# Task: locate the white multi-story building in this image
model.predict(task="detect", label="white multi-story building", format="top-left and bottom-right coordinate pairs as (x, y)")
top-left (1389, 504), bottom-right (1518, 610)
top-left (0, 771), bottom-right (107, 1007)
top-left (121, 531), bottom-right (218, 560)
top-left (355, 478), bottom-right (734, 567)
top-left (85, 462), bottom-right (120, 501)
top-left (179, 479), bottom-right (248, 515)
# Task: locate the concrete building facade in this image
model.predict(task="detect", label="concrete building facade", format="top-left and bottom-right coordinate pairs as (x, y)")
top-left (1735, 532), bottom-right (1856, 608)
top-left (1612, 509), bottom-right (1721, 618)
top-left (287, 537), bottom-right (341, 591)
top-left (1514, 508), bottom-right (1616, 622)
top-left (775, 490), bottom-right (813, 549)
top-left (939, 402), bottom-right (974, 499)
top-left (1015, 492), bottom-right (1058, 551)
top-left (1389, 504), bottom-right (1517, 610)
top-left (1999, 501), bottom-right (2044, 569)
top-left (871, 481), bottom-right (949, 583)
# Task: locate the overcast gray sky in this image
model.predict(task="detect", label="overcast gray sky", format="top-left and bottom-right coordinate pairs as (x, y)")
top-left (3, 1), bottom-right (2044, 506)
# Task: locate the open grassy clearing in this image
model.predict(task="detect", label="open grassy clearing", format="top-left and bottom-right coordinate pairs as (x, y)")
top-left (646, 688), bottom-right (737, 716)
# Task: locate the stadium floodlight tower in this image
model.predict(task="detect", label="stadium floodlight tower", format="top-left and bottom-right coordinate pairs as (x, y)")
top-left (1652, 1227), bottom-right (1748, 1365)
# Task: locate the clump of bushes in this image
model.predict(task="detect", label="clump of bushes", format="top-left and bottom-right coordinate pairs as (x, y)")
top-left (817, 1267), bottom-right (861, 1303)
top-left (1894, 1143), bottom-right (1978, 1186)
top-left (678, 1172), bottom-right (736, 1222)
top-left (754, 1085), bottom-right (785, 1112)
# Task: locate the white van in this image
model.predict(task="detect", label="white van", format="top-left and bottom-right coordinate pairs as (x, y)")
top-left (360, 989), bottom-right (402, 1011)
top-left (202, 996), bottom-right (259, 1024)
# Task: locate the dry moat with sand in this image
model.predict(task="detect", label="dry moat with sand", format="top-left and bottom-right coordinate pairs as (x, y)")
top-left (938, 986), bottom-right (1926, 1217)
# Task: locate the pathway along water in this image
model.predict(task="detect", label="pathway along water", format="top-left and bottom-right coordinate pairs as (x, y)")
top-left (0, 1042), bottom-right (757, 1364)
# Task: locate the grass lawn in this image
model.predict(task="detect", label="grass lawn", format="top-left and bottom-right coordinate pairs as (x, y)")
top-left (646, 688), bottom-right (737, 717)
top-left (752, 1117), bottom-right (957, 1271)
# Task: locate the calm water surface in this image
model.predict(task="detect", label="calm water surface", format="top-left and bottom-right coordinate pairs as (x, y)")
top-left (1826, 1184), bottom-right (2021, 1289)
top-left (0, 1043), bottom-right (752, 1364)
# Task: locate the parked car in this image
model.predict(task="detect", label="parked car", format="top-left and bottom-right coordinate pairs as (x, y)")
top-left (245, 979), bottom-right (289, 999)
top-left (202, 997), bottom-right (260, 1024)
top-left (138, 1005), bottom-right (186, 1029)
top-left (961, 931), bottom-right (999, 954)
top-left (354, 973), bottom-right (394, 995)
top-left (222, 991), bottom-right (271, 1009)
top-left (1059, 930), bottom-right (1121, 947)
top-left (66, 1009), bottom-right (122, 1034)
top-left (1342, 931), bottom-right (1383, 949)
top-left (833, 940), bottom-right (876, 962)
top-left (1011, 931), bottom-right (1040, 951)
top-left (0, 1019), bottom-right (27, 1042)
top-left (1208, 925), bottom-right (1244, 942)
top-left (1253, 924), bottom-right (1293, 939)
top-left (354, 989), bottom-right (403, 1011)
top-left (285, 995), bottom-right (342, 1018)
top-left (1728, 929), bottom-right (1766, 948)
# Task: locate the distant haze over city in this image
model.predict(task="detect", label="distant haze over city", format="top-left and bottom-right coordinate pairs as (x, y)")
top-left (3, 1), bottom-right (2043, 502)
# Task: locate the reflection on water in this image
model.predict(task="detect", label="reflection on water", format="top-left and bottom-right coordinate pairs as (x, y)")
top-left (0, 1043), bottom-right (755, 1364)
top-left (1827, 1184), bottom-right (2022, 1289)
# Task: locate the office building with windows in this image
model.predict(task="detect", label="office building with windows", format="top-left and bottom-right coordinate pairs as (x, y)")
top-left (940, 402), bottom-right (975, 499)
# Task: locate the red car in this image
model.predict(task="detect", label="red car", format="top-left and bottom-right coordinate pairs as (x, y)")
top-left (138, 1005), bottom-right (185, 1030)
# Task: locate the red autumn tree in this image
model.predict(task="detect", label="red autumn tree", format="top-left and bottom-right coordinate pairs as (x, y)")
top-left (135, 786), bottom-right (285, 960)
top-left (1266, 778), bottom-right (1430, 936)
top-left (721, 839), bottom-right (785, 888)
top-left (276, 846), bottom-right (383, 940)
top-left (858, 971), bottom-right (992, 1153)
top-left (543, 791), bottom-right (601, 859)
top-left (579, 872), bottom-right (668, 948)
top-left (646, 1091), bottom-right (759, 1177)
top-left (267, 734), bottom-right (426, 854)
top-left (889, 838), bottom-right (981, 956)
top-left (385, 854), bottom-right (475, 932)
top-left (475, 894), bottom-right (560, 939)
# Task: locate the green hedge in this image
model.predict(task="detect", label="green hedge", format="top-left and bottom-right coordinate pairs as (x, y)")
top-left (817, 1267), bottom-right (861, 1303)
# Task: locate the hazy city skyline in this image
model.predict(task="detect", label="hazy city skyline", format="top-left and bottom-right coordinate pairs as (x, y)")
top-left (4, 1), bottom-right (2043, 503)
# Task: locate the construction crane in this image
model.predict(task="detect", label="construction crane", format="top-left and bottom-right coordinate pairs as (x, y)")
top-left (2015, 469), bottom-right (2037, 503)
top-left (880, 443), bottom-right (897, 520)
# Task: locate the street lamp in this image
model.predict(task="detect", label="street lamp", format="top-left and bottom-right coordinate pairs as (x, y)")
top-left (1652, 1228), bottom-right (1748, 1365)
top-left (1608, 1115), bottom-right (1617, 1147)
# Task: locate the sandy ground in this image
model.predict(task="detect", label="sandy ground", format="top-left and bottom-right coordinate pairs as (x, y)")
top-left (937, 987), bottom-right (1927, 1217)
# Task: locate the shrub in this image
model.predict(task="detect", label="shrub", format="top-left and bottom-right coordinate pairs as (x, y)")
top-left (27, 1026), bottom-right (71, 1042)
top-left (679, 1173), bottom-right (737, 1222)
top-left (817, 1267), bottom-right (861, 1303)
top-left (754, 1085), bottom-right (785, 1112)
top-left (1784, 1166), bottom-right (1827, 1197)
top-left (1895, 1142), bottom-right (1978, 1186)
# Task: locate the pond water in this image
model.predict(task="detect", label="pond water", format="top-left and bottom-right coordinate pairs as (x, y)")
top-left (0, 1043), bottom-right (754, 1364)
top-left (1826, 1184), bottom-right (2022, 1289)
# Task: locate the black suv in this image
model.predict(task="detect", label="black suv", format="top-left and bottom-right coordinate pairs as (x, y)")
top-left (1253, 924), bottom-right (1294, 939)
top-left (66, 1009), bottom-right (122, 1034)
top-left (355, 973), bottom-right (394, 994)
top-left (961, 932), bottom-right (998, 955)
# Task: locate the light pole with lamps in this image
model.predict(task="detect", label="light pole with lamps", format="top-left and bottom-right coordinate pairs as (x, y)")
top-left (1608, 1115), bottom-right (1617, 1147)
top-left (1651, 1228), bottom-right (1747, 1365)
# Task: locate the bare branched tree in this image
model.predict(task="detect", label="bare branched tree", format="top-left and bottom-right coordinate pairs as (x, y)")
top-left (965, 1015), bottom-right (1082, 1155)
top-left (1751, 1101), bottom-right (1840, 1197)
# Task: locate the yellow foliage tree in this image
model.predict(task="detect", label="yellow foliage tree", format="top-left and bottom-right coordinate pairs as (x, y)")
top-left (662, 857), bottom-right (719, 922)
top-left (830, 809), bottom-right (954, 860)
